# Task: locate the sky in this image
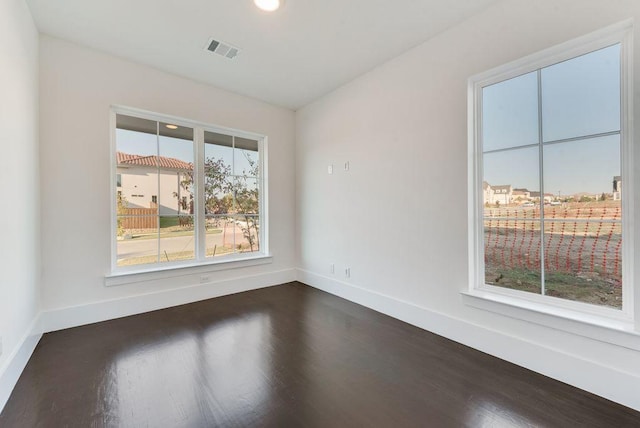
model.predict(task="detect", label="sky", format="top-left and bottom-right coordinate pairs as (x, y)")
top-left (482, 44), bottom-right (621, 196)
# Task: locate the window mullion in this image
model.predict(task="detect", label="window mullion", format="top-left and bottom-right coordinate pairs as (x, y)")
top-left (156, 120), bottom-right (161, 264)
top-left (195, 127), bottom-right (206, 261)
top-left (537, 69), bottom-right (546, 296)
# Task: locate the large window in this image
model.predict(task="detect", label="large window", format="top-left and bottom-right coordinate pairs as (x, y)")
top-left (111, 109), bottom-right (267, 272)
top-left (469, 24), bottom-right (632, 319)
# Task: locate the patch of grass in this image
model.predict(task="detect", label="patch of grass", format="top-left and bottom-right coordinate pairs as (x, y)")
top-left (125, 228), bottom-right (222, 241)
top-left (485, 266), bottom-right (621, 309)
top-left (117, 245), bottom-right (238, 267)
top-left (117, 250), bottom-right (196, 266)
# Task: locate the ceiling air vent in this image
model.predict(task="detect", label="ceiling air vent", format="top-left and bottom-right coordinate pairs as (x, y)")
top-left (206, 38), bottom-right (240, 60)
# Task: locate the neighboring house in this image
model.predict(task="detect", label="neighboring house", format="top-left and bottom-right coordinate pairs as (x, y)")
top-left (613, 175), bottom-right (622, 200)
top-left (117, 152), bottom-right (193, 216)
top-left (483, 182), bottom-right (513, 205)
top-left (482, 181), bottom-right (492, 205)
top-left (512, 188), bottom-right (531, 201)
top-left (529, 191), bottom-right (554, 203)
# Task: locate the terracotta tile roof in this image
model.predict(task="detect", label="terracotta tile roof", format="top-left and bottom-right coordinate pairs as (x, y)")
top-left (117, 152), bottom-right (193, 170)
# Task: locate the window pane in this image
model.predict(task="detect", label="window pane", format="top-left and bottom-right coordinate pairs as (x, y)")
top-left (482, 71), bottom-right (539, 152)
top-left (115, 116), bottom-right (161, 267)
top-left (234, 177), bottom-right (259, 215)
top-left (205, 215), bottom-right (236, 258)
top-left (158, 125), bottom-right (194, 216)
top-left (483, 146), bottom-right (539, 212)
top-left (234, 137), bottom-right (259, 177)
top-left (116, 115), bottom-right (159, 158)
top-left (159, 216), bottom-right (195, 263)
top-left (235, 215), bottom-right (260, 254)
top-left (483, 146), bottom-right (541, 294)
top-left (541, 44), bottom-right (620, 142)
top-left (543, 220), bottom-right (621, 308)
top-left (204, 131), bottom-right (234, 218)
top-left (205, 131), bottom-right (234, 172)
top-left (543, 135), bottom-right (620, 215)
top-left (116, 216), bottom-right (159, 267)
top-left (484, 218), bottom-right (541, 294)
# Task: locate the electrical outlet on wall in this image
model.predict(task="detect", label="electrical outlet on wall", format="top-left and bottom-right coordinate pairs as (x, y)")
top-left (330, 263), bottom-right (335, 274)
top-left (345, 267), bottom-right (351, 278)
top-left (200, 275), bottom-right (211, 283)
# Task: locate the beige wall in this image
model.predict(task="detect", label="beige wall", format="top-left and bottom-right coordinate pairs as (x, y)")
top-left (0, 0), bottom-right (40, 401)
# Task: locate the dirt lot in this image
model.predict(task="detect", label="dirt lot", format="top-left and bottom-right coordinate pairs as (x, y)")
top-left (484, 201), bottom-right (622, 309)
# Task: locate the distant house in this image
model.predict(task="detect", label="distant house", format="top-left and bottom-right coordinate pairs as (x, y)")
top-left (512, 188), bottom-right (531, 201)
top-left (529, 191), bottom-right (554, 203)
top-left (483, 182), bottom-right (513, 205)
top-left (613, 175), bottom-right (622, 200)
top-left (117, 152), bottom-right (193, 216)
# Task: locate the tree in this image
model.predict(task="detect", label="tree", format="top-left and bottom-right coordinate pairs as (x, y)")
top-left (204, 158), bottom-right (233, 215)
top-left (233, 154), bottom-right (260, 251)
top-left (600, 192), bottom-right (606, 202)
top-left (116, 192), bottom-right (128, 237)
top-left (579, 195), bottom-right (593, 203)
top-left (171, 152), bottom-right (260, 251)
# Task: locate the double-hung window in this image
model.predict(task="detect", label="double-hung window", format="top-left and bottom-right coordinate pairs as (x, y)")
top-left (468, 22), bottom-right (633, 323)
top-left (111, 108), bottom-right (268, 274)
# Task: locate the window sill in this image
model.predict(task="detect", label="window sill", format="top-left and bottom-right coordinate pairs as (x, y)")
top-left (462, 289), bottom-right (640, 351)
top-left (105, 254), bottom-right (272, 287)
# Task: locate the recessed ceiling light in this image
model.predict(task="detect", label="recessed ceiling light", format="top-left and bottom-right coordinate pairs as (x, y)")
top-left (165, 124), bottom-right (178, 130)
top-left (254, 0), bottom-right (283, 12)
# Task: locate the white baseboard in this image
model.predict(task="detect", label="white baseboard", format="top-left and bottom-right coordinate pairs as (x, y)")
top-left (0, 317), bottom-right (42, 414)
top-left (296, 268), bottom-right (640, 412)
top-left (40, 268), bottom-right (297, 333)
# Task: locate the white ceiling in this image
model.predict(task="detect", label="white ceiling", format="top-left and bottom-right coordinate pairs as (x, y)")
top-left (26, 0), bottom-right (498, 110)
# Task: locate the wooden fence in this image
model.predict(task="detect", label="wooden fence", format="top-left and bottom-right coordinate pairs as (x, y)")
top-left (119, 208), bottom-right (158, 229)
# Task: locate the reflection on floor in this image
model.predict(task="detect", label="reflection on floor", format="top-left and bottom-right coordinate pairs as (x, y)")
top-left (1, 282), bottom-right (639, 427)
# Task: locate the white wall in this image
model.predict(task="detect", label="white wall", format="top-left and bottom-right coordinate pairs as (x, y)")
top-left (39, 36), bottom-right (296, 315)
top-left (296, 0), bottom-right (640, 411)
top-left (0, 0), bottom-right (40, 407)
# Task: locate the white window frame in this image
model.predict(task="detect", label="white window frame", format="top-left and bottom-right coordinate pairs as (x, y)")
top-left (465, 21), bottom-right (640, 343)
top-left (107, 106), bottom-right (270, 283)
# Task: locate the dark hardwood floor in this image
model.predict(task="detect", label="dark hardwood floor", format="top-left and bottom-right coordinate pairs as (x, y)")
top-left (1, 282), bottom-right (639, 427)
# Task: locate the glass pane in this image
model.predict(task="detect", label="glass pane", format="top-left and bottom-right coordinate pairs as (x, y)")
top-left (205, 184), bottom-right (233, 216)
top-left (115, 114), bottom-right (163, 267)
top-left (543, 220), bottom-right (622, 309)
top-left (116, 115), bottom-right (159, 159)
top-left (234, 177), bottom-right (259, 215)
top-left (483, 146), bottom-right (539, 213)
top-left (235, 215), bottom-right (260, 254)
top-left (158, 124), bottom-right (194, 216)
top-left (234, 137), bottom-right (259, 177)
top-left (159, 216), bottom-right (195, 263)
top-left (205, 131), bottom-right (234, 174)
top-left (541, 44), bottom-right (620, 142)
top-left (204, 131), bottom-right (233, 218)
top-left (116, 216), bottom-right (159, 267)
top-left (543, 135), bottom-right (620, 215)
top-left (205, 215), bottom-right (236, 258)
top-left (482, 71), bottom-right (539, 152)
top-left (484, 217), bottom-right (541, 294)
